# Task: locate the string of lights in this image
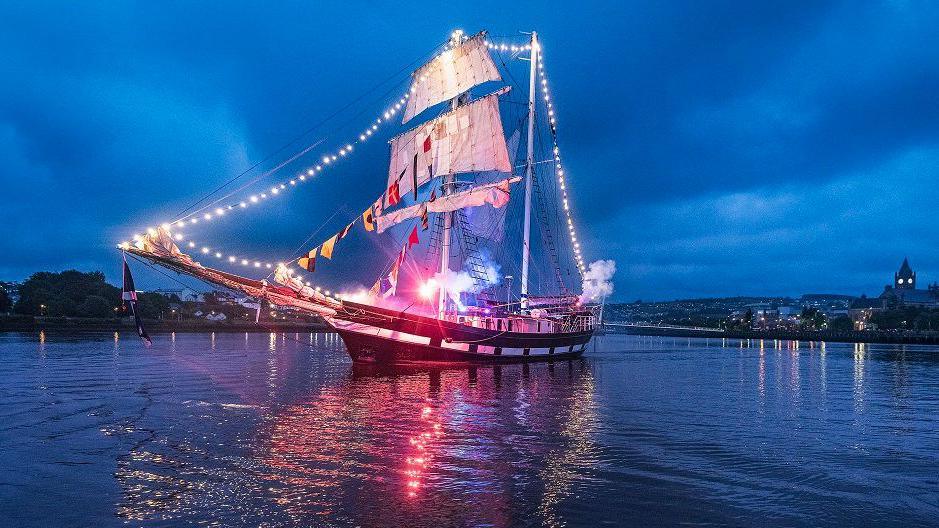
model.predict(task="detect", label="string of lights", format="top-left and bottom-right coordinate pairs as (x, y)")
top-left (484, 36), bottom-right (586, 277)
top-left (536, 45), bottom-right (587, 277)
top-left (119, 36), bottom-right (473, 276)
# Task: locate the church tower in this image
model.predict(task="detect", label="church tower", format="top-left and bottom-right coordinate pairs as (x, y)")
top-left (895, 258), bottom-right (916, 289)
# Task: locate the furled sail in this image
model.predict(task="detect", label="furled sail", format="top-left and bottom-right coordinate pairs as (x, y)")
top-left (376, 176), bottom-right (520, 233)
top-left (403, 32), bottom-right (502, 124)
top-left (387, 90), bottom-right (512, 207)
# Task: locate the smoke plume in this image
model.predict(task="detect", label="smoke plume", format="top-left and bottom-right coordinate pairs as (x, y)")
top-left (580, 259), bottom-right (616, 303)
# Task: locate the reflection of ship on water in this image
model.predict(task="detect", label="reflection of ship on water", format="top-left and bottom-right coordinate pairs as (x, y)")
top-left (111, 335), bottom-right (599, 526)
top-left (256, 360), bottom-right (600, 526)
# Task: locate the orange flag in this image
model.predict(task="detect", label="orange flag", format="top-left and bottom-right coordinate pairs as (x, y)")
top-left (362, 207), bottom-right (375, 231)
top-left (321, 234), bottom-right (338, 259)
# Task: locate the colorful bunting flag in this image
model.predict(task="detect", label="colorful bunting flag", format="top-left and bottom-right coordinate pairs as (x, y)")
top-left (412, 153), bottom-right (419, 200)
top-left (362, 207), bottom-right (375, 232)
top-left (387, 181), bottom-right (400, 206)
top-left (420, 203), bottom-right (428, 231)
top-left (321, 234), bottom-right (338, 259)
top-left (408, 226), bottom-right (419, 248)
top-left (373, 196), bottom-right (384, 217)
top-left (338, 220), bottom-right (355, 241)
top-left (297, 247), bottom-right (317, 272)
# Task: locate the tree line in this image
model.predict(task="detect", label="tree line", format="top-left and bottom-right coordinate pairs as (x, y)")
top-left (2, 270), bottom-right (171, 319)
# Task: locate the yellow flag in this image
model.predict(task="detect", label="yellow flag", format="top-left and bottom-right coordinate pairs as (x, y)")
top-left (362, 207), bottom-right (374, 232)
top-left (321, 234), bottom-right (338, 259)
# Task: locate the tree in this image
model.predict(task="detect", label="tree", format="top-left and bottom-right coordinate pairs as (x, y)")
top-left (0, 286), bottom-right (11, 313)
top-left (14, 270), bottom-right (120, 317)
top-left (828, 315), bottom-right (853, 332)
top-left (799, 307), bottom-right (827, 330)
top-left (77, 295), bottom-right (114, 318)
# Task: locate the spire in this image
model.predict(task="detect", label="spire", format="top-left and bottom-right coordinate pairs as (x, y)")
top-left (895, 257), bottom-right (916, 289)
top-left (898, 257), bottom-right (913, 277)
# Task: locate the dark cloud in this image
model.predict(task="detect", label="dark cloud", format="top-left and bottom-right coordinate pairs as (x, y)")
top-left (0, 1), bottom-right (937, 300)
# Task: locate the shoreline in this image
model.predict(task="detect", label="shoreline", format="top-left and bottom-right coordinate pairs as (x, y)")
top-left (602, 324), bottom-right (939, 345)
top-left (0, 315), bottom-right (330, 333)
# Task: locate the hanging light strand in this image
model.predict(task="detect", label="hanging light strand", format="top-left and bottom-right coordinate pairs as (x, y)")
top-left (123, 87), bottom-right (413, 242)
top-left (537, 46), bottom-right (586, 277)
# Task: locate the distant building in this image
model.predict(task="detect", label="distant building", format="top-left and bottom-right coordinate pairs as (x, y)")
top-left (152, 287), bottom-right (204, 303)
top-left (0, 281), bottom-right (20, 305)
top-left (880, 258), bottom-right (939, 307)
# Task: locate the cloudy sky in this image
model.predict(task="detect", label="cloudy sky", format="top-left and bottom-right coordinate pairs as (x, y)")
top-left (2, 1), bottom-right (938, 301)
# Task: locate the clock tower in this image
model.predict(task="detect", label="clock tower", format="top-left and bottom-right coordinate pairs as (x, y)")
top-left (894, 258), bottom-right (916, 290)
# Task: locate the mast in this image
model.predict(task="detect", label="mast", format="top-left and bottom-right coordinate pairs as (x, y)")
top-left (438, 31), bottom-right (464, 319)
top-left (520, 31), bottom-right (538, 311)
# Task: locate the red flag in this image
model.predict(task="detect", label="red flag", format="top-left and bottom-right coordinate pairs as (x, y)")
top-left (423, 135), bottom-right (432, 153)
top-left (387, 182), bottom-right (400, 206)
top-left (338, 220), bottom-right (355, 240)
top-left (408, 226), bottom-right (419, 248)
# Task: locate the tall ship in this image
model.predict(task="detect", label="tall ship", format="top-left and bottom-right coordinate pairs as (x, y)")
top-left (120, 29), bottom-right (610, 364)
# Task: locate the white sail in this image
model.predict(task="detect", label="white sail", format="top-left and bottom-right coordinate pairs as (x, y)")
top-left (376, 176), bottom-right (520, 233)
top-left (403, 32), bottom-right (502, 124)
top-left (387, 90), bottom-right (512, 207)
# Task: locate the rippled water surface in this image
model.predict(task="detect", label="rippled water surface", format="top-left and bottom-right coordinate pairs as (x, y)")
top-left (1, 332), bottom-right (938, 527)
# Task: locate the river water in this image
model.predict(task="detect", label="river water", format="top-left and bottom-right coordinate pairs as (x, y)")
top-left (0, 332), bottom-right (937, 527)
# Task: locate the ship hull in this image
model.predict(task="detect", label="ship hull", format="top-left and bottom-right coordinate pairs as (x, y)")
top-left (327, 301), bottom-right (593, 365)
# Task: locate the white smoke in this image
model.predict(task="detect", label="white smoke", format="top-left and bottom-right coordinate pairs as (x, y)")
top-left (434, 253), bottom-right (502, 309)
top-left (580, 259), bottom-right (616, 303)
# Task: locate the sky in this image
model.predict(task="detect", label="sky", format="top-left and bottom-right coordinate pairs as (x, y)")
top-left (1, 1), bottom-right (938, 301)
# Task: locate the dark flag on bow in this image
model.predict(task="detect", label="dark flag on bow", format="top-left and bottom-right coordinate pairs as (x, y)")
top-left (122, 254), bottom-right (152, 346)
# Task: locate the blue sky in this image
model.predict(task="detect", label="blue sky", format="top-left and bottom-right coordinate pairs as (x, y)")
top-left (1, 1), bottom-right (938, 301)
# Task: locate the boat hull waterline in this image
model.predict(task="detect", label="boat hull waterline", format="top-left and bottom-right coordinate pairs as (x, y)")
top-left (328, 301), bottom-right (593, 364)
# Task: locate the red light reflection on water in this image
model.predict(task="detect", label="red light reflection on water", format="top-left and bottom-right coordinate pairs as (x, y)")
top-left (404, 402), bottom-right (444, 497)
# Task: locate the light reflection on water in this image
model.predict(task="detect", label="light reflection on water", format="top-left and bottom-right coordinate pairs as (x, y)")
top-left (1, 332), bottom-right (938, 527)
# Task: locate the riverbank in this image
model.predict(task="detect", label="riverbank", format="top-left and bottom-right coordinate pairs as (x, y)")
top-left (603, 323), bottom-right (939, 345)
top-left (0, 315), bottom-right (329, 333)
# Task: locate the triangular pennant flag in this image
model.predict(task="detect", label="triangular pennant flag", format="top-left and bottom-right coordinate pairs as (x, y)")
top-left (408, 225), bottom-right (419, 248)
top-left (321, 234), bottom-right (338, 259)
top-left (122, 254), bottom-right (151, 346)
top-left (338, 220), bottom-right (355, 241)
top-left (362, 207), bottom-right (375, 232)
top-left (412, 153), bottom-right (419, 200)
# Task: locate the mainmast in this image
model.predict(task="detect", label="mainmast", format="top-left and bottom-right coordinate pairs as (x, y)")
top-left (520, 31), bottom-right (538, 311)
top-left (438, 96), bottom-right (459, 319)
top-left (438, 30), bottom-right (465, 318)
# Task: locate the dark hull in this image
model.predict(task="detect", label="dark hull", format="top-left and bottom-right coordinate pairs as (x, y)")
top-left (336, 327), bottom-right (587, 364)
top-left (328, 301), bottom-right (593, 365)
